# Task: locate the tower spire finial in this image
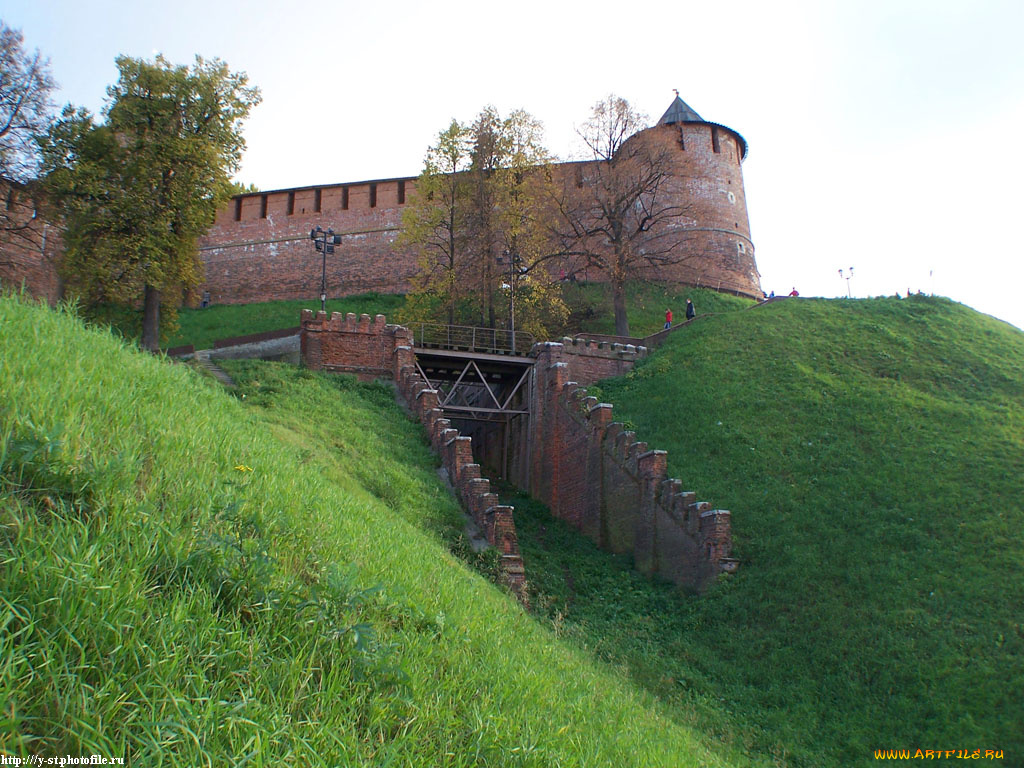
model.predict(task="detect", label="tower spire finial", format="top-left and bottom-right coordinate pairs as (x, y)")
top-left (673, 88), bottom-right (679, 97)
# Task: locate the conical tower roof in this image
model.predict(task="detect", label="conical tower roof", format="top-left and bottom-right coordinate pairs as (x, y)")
top-left (656, 92), bottom-right (748, 159)
top-left (658, 93), bottom-right (703, 125)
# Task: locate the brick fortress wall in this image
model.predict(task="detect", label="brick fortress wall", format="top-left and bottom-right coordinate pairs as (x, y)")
top-left (197, 119), bottom-right (761, 307)
top-left (528, 341), bottom-right (736, 591)
top-left (200, 178), bottom-right (418, 305)
top-left (0, 181), bottom-right (63, 304)
top-left (300, 309), bottom-right (527, 601)
top-left (4, 115), bottom-right (762, 307)
top-left (5, 121), bottom-right (761, 306)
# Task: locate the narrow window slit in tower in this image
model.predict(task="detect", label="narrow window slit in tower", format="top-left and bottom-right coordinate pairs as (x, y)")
top-left (711, 126), bottom-right (721, 154)
top-left (287, 191), bottom-right (295, 215)
top-left (397, 180), bottom-right (406, 204)
top-left (314, 189), bottom-right (322, 213)
top-left (233, 197), bottom-right (242, 221)
top-left (677, 125), bottom-right (686, 150)
top-left (259, 194), bottom-right (268, 219)
top-left (342, 186), bottom-right (349, 210)
top-left (369, 184), bottom-right (377, 208)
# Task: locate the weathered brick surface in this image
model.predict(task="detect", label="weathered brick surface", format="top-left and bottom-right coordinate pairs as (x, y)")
top-left (300, 310), bottom-right (393, 381)
top-left (0, 182), bottom-right (63, 304)
top-left (300, 311), bottom-right (528, 601)
top-left (200, 178), bottom-right (418, 305)
top-left (529, 342), bottom-right (734, 591)
top-left (539, 337), bottom-right (648, 386)
top-left (626, 123), bottom-right (758, 296)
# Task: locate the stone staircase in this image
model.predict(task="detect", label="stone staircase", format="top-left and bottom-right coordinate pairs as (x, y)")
top-left (193, 349), bottom-right (236, 388)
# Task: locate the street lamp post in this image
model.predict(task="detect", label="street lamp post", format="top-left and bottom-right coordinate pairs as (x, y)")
top-left (310, 226), bottom-right (341, 312)
top-left (498, 251), bottom-right (525, 353)
top-left (838, 266), bottom-right (854, 298)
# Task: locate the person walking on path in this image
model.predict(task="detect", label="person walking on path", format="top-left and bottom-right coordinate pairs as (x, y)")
top-left (664, 308), bottom-right (673, 330)
top-left (685, 298), bottom-right (696, 320)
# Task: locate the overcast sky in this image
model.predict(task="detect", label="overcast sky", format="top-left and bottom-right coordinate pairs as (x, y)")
top-left (6, 0), bottom-right (1024, 329)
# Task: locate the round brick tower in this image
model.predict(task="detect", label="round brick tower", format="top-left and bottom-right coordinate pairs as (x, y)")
top-left (629, 95), bottom-right (760, 297)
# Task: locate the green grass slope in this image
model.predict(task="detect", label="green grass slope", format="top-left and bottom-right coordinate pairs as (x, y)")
top-left (569, 295), bottom-right (1023, 765)
top-left (568, 282), bottom-right (754, 338)
top-left (166, 281), bottom-right (752, 351)
top-left (166, 292), bottom-right (405, 350)
top-left (0, 294), bottom-right (735, 766)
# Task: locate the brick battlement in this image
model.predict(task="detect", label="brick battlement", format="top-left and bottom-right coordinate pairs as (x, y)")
top-left (530, 339), bottom-right (647, 386)
top-left (529, 343), bottom-right (735, 591)
top-left (194, 119), bottom-right (760, 307)
top-left (555, 337), bottom-right (648, 359)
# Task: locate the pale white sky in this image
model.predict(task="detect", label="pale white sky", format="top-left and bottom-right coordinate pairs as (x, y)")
top-left (7, 0), bottom-right (1024, 329)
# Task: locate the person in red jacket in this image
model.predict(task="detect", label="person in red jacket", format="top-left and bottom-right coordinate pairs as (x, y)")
top-left (664, 308), bottom-right (673, 329)
top-left (789, 287), bottom-right (800, 297)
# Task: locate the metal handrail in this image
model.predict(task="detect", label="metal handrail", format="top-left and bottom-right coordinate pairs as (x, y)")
top-left (413, 323), bottom-right (534, 356)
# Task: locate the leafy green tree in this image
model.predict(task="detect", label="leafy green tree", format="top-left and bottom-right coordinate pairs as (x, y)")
top-left (401, 107), bottom-right (566, 339)
top-left (229, 180), bottom-right (260, 196)
top-left (0, 20), bottom-right (56, 254)
top-left (40, 55), bottom-right (260, 349)
top-left (398, 119), bottom-right (472, 327)
top-left (490, 109), bottom-right (567, 339)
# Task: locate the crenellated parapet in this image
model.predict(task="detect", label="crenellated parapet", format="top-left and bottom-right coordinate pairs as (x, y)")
top-left (529, 342), bottom-right (735, 591)
top-left (300, 310), bottom-right (396, 380)
top-left (8, 95), bottom-right (762, 310)
top-left (531, 339), bottom-right (647, 386)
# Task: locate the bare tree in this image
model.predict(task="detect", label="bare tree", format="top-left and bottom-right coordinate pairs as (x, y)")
top-left (0, 20), bottom-right (56, 249)
top-left (555, 95), bottom-right (693, 336)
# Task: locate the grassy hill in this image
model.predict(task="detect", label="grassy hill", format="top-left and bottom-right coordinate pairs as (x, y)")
top-left (550, 295), bottom-right (1022, 765)
top-left (5, 289), bottom-right (1019, 766)
top-left (166, 292), bottom-right (405, 350)
top-left (0, 293), bottom-right (735, 766)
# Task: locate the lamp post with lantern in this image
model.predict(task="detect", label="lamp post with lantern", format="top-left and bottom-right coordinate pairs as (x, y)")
top-left (310, 226), bottom-right (341, 312)
top-left (497, 250), bottom-right (526, 353)
top-left (838, 266), bottom-right (854, 298)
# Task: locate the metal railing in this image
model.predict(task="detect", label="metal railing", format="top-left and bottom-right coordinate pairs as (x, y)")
top-left (412, 323), bottom-right (534, 356)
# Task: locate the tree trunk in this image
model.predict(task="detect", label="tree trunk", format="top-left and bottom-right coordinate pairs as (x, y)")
top-left (142, 284), bottom-right (161, 351)
top-left (613, 280), bottom-right (629, 337)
